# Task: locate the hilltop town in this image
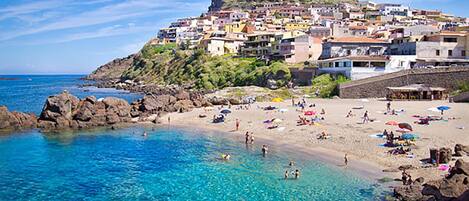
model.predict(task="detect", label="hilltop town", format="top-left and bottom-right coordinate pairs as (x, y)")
top-left (89, 0), bottom-right (469, 99)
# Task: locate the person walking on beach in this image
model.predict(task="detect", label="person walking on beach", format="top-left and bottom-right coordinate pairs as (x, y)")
top-left (235, 119), bottom-right (240, 131)
top-left (386, 101), bottom-right (391, 112)
top-left (167, 116), bottom-right (171, 124)
top-left (344, 154), bottom-right (348, 166)
top-left (363, 111), bottom-right (369, 124)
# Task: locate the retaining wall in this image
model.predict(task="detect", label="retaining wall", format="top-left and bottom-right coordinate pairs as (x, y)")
top-left (338, 67), bottom-right (469, 98)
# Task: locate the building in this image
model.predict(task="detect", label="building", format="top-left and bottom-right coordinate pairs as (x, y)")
top-left (386, 84), bottom-right (447, 100)
top-left (241, 32), bottom-right (283, 59)
top-left (317, 55), bottom-right (416, 80)
top-left (320, 37), bottom-right (389, 59)
top-left (284, 22), bottom-right (311, 31)
top-left (378, 3), bottom-right (412, 17)
top-left (390, 31), bottom-right (469, 67)
top-left (275, 33), bottom-right (311, 63)
top-left (332, 24), bottom-right (370, 37)
top-left (389, 25), bottom-right (439, 39)
top-left (308, 26), bottom-right (331, 38)
top-left (157, 28), bottom-right (177, 43)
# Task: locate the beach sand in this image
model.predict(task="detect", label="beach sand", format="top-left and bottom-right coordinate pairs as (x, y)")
top-left (165, 98), bottom-right (469, 181)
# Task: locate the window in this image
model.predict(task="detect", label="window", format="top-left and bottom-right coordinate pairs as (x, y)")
top-left (462, 51), bottom-right (466, 57)
top-left (443, 37), bottom-right (457, 43)
top-left (436, 50), bottom-right (440, 56)
top-left (448, 50), bottom-right (453, 56)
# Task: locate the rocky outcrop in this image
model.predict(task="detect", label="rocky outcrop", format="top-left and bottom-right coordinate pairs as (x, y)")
top-left (37, 92), bottom-right (132, 130)
top-left (394, 159), bottom-right (469, 201)
top-left (86, 54), bottom-right (136, 81)
top-left (0, 106), bottom-right (36, 131)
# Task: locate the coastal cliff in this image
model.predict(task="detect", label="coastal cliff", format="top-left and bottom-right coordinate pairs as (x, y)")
top-left (86, 54), bottom-right (137, 81)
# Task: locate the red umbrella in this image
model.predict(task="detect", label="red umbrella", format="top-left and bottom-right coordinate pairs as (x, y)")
top-left (385, 121), bottom-right (399, 126)
top-left (398, 123), bottom-right (413, 131)
top-left (304, 111), bottom-right (316, 116)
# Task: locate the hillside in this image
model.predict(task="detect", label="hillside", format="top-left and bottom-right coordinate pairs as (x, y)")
top-left (88, 42), bottom-right (292, 90)
top-left (209, 0), bottom-right (357, 11)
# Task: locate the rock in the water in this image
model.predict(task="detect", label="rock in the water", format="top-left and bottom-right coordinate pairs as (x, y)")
top-left (0, 106), bottom-right (36, 130)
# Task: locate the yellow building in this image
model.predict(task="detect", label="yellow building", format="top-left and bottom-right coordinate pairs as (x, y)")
top-left (284, 22), bottom-right (310, 31)
top-left (224, 22), bottom-right (246, 33)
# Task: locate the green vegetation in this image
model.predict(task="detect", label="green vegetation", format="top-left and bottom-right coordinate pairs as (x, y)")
top-left (303, 74), bottom-right (350, 98)
top-left (451, 80), bottom-right (469, 96)
top-left (122, 43), bottom-right (291, 90)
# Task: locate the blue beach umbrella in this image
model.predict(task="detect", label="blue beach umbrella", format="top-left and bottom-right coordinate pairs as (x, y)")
top-left (437, 106), bottom-right (450, 111)
top-left (220, 109), bottom-right (232, 114)
top-left (401, 133), bottom-right (419, 140)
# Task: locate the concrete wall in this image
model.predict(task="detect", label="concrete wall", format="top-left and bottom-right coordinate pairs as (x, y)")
top-left (338, 67), bottom-right (469, 98)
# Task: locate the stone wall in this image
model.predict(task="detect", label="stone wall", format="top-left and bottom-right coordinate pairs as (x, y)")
top-left (338, 67), bottom-right (469, 98)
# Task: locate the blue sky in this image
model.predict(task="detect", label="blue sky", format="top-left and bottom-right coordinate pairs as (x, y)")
top-left (0, 0), bottom-right (466, 74)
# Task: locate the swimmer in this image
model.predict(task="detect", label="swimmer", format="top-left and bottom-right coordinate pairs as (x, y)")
top-left (294, 169), bottom-right (300, 179)
top-left (289, 161), bottom-right (295, 167)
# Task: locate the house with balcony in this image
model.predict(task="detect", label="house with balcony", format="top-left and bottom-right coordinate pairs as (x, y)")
top-left (317, 55), bottom-right (416, 80)
top-left (390, 31), bottom-right (469, 67)
top-left (320, 37), bottom-right (389, 59)
top-left (241, 32), bottom-right (283, 59)
top-left (274, 32), bottom-right (311, 63)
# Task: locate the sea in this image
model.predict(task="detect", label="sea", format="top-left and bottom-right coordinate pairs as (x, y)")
top-left (0, 75), bottom-right (388, 200)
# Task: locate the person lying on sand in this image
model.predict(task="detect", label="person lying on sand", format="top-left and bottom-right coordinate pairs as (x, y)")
top-left (317, 131), bottom-right (330, 140)
top-left (346, 110), bottom-right (353, 118)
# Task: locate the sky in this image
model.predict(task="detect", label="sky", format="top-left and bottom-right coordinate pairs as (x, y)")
top-left (0, 0), bottom-right (467, 75)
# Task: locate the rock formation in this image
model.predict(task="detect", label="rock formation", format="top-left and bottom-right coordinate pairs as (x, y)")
top-left (394, 159), bottom-right (469, 201)
top-left (0, 106), bottom-right (36, 131)
top-left (454, 144), bottom-right (469, 157)
top-left (86, 54), bottom-right (136, 81)
top-left (37, 92), bottom-right (132, 130)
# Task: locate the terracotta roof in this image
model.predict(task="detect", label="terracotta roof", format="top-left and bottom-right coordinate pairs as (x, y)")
top-left (330, 37), bottom-right (388, 43)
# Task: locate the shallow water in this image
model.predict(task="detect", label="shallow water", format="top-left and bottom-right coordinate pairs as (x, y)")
top-left (0, 127), bottom-right (386, 200)
top-left (0, 75), bottom-right (387, 200)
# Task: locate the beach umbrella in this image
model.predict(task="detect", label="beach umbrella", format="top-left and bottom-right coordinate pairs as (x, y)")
top-left (398, 123), bottom-right (413, 131)
top-left (437, 106), bottom-right (451, 111)
top-left (220, 109), bottom-right (231, 114)
top-left (401, 133), bottom-right (419, 140)
top-left (385, 121), bottom-right (399, 126)
top-left (273, 118), bottom-right (283, 123)
top-left (304, 111), bottom-right (316, 116)
top-left (272, 98), bottom-right (283, 102)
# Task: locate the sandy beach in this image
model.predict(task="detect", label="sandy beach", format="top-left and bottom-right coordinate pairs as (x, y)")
top-left (165, 98), bottom-right (469, 181)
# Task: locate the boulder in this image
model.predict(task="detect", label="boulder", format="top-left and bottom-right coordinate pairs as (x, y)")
top-left (175, 90), bottom-right (190, 100)
top-left (394, 183), bottom-right (424, 201)
top-left (0, 106), bottom-right (36, 130)
top-left (39, 92), bottom-right (79, 122)
top-left (173, 100), bottom-right (194, 113)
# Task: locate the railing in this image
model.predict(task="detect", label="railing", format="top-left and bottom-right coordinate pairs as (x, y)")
top-left (340, 66), bottom-right (469, 88)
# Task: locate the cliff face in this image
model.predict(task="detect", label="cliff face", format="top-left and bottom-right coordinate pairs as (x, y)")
top-left (86, 54), bottom-right (137, 81)
top-left (208, 0), bottom-right (224, 11)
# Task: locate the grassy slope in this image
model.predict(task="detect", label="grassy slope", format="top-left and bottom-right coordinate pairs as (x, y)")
top-left (121, 43), bottom-right (292, 90)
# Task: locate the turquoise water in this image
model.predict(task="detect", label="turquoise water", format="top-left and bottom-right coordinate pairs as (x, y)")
top-left (0, 127), bottom-right (385, 200)
top-left (0, 75), bottom-right (141, 115)
top-left (0, 75), bottom-right (386, 200)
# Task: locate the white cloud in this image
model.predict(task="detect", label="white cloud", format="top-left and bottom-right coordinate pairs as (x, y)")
top-left (0, 0), bottom-right (208, 41)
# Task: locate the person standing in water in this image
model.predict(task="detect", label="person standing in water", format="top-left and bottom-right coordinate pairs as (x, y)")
top-left (245, 132), bottom-right (250, 144)
top-left (284, 170), bottom-right (289, 180)
top-left (344, 154), bottom-right (348, 166)
top-left (294, 169), bottom-right (300, 179)
top-left (262, 145), bottom-right (268, 157)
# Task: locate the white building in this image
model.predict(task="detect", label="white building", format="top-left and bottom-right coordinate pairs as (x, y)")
top-left (379, 3), bottom-right (412, 17)
top-left (318, 55), bottom-right (416, 80)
